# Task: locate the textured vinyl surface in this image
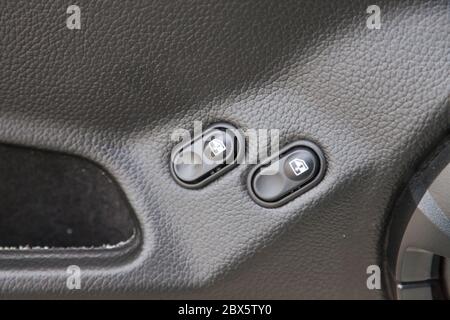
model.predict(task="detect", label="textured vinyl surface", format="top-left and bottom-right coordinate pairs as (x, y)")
top-left (0, 0), bottom-right (449, 298)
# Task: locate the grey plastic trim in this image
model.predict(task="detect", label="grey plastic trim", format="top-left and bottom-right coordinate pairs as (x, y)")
top-left (386, 137), bottom-right (450, 300)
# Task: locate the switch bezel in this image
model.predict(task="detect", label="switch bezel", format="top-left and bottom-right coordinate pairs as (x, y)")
top-left (170, 122), bottom-right (244, 189)
top-left (247, 140), bottom-right (326, 208)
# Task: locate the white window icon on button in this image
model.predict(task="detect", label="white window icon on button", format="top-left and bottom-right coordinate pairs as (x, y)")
top-left (289, 158), bottom-right (309, 176)
top-left (208, 138), bottom-right (226, 157)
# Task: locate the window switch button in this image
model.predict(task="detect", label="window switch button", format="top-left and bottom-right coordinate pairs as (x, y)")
top-left (171, 123), bottom-right (244, 188)
top-left (248, 141), bottom-right (326, 207)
